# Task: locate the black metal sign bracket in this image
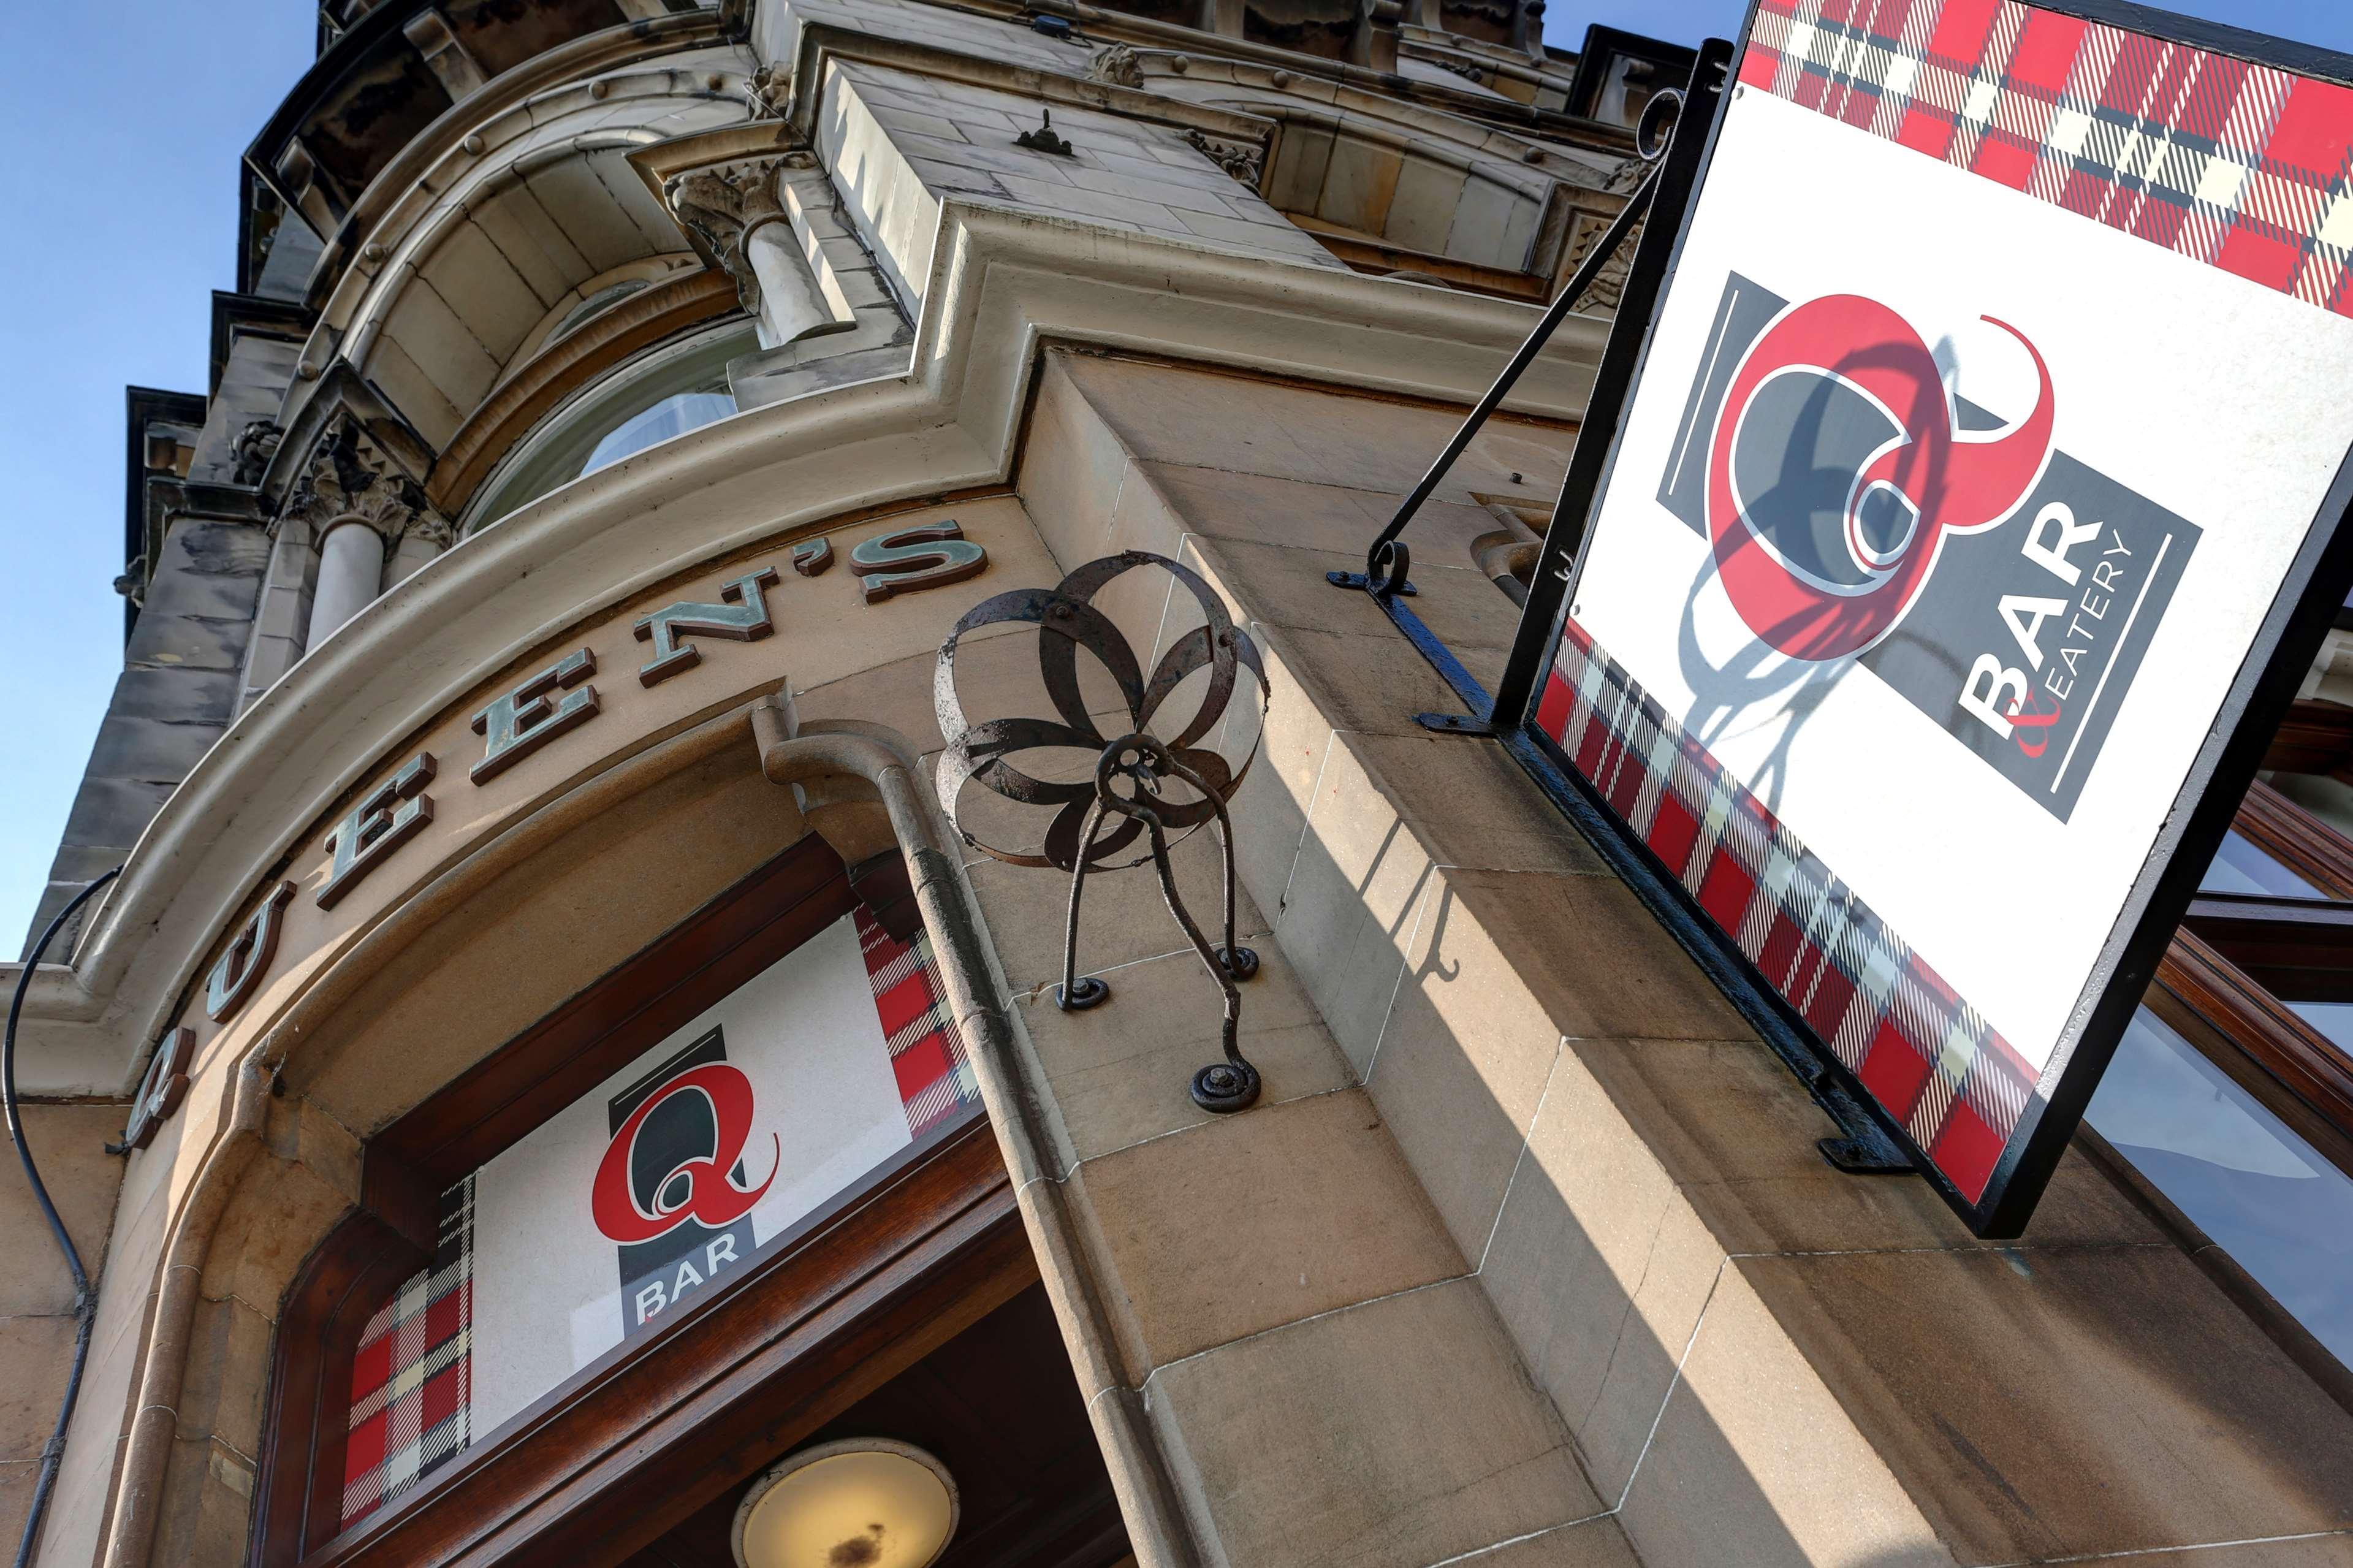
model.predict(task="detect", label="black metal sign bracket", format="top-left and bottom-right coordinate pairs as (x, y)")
top-left (1322, 36), bottom-right (1916, 1178)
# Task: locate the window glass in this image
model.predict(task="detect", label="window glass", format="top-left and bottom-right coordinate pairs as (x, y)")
top-left (579, 391), bottom-right (736, 475)
top-left (464, 319), bottom-right (758, 535)
top-left (2284, 1000), bottom-right (2353, 1054)
top-left (2200, 829), bottom-right (2325, 898)
top-left (2088, 1008), bottom-right (2353, 1367)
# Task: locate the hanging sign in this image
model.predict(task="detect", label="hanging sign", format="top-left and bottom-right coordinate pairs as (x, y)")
top-left (1537, 0), bottom-right (2353, 1233)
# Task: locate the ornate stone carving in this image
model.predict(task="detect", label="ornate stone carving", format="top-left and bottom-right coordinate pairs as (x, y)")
top-left (1560, 208), bottom-right (1638, 313)
top-left (1182, 130), bottom-right (1266, 189)
top-left (281, 416), bottom-right (441, 551)
top-left (747, 63), bottom-right (789, 121)
top-left (1432, 55), bottom-right (1485, 84)
top-left (232, 419), bottom-right (282, 486)
top-left (664, 159), bottom-right (789, 318)
top-left (1087, 44), bottom-right (1146, 88)
top-left (1603, 152), bottom-right (1649, 194)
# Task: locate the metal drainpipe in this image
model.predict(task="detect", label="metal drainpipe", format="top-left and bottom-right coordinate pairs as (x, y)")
top-left (748, 701), bottom-right (1207, 1568)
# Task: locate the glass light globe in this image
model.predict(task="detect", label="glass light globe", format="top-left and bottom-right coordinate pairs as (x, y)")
top-left (731, 1439), bottom-right (959, 1568)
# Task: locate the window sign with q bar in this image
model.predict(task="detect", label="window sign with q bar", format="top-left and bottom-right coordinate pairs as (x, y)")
top-left (1344, 0), bottom-right (2353, 1236)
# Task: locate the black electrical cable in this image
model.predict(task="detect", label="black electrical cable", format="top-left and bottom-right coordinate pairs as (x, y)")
top-left (7, 868), bottom-right (122, 1568)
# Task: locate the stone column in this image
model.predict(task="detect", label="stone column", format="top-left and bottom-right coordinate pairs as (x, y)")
top-left (308, 519), bottom-right (384, 645)
top-left (667, 158), bottom-right (852, 351)
top-left (279, 416), bottom-right (447, 652)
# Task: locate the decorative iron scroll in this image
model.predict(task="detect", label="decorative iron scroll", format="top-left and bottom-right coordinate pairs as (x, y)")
top-left (936, 552), bottom-right (1271, 1112)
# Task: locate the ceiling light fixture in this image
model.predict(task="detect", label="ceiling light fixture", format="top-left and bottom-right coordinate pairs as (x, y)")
top-left (731, 1438), bottom-right (959, 1568)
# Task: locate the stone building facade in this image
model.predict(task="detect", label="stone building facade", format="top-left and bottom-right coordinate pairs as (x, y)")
top-left (6, 1), bottom-right (2353, 1566)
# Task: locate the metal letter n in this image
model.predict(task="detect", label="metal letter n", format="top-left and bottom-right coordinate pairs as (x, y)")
top-left (634, 566), bottom-right (781, 686)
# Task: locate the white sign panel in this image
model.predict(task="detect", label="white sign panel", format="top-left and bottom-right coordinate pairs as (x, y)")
top-left (1537, 0), bottom-right (2353, 1230)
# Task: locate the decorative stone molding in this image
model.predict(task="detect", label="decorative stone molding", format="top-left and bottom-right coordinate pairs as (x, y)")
top-left (1603, 152), bottom-right (1648, 194)
top-left (281, 416), bottom-right (443, 554)
top-left (747, 62), bottom-right (793, 121)
top-left (232, 420), bottom-right (283, 487)
top-left (1182, 129), bottom-right (1267, 189)
top-left (402, 8), bottom-right (489, 101)
top-left (665, 158), bottom-right (796, 318)
top-left (1560, 208), bottom-right (1636, 311)
top-left (1087, 44), bottom-right (1146, 88)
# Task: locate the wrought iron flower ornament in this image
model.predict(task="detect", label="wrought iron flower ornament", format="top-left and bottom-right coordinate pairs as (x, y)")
top-left (936, 552), bottom-right (1271, 1113)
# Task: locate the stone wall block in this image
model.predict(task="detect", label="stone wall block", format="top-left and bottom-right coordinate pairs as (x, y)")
top-left (1016, 940), bottom-right (1346, 1161)
top-left (963, 825), bottom-right (1271, 998)
top-left (1189, 535), bottom-right (1521, 663)
top-left (83, 712), bottom-right (229, 788)
top-left (1071, 1086), bottom-right (1462, 1375)
top-left (1269, 733), bottom-right (1432, 1077)
top-left (0, 1315), bottom-right (77, 1464)
top-left (417, 218), bottom-right (552, 364)
top-left (174, 1293), bottom-right (274, 1460)
top-left (107, 666), bottom-right (240, 727)
top-left (0, 1105), bottom-right (129, 1317)
top-left (378, 270), bottom-right (504, 422)
top-left (1386, 157), bottom-right (1471, 254)
top-left (470, 185), bottom-right (594, 306)
top-left (193, 1152), bottom-right (353, 1309)
top-left (355, 333), bottom-right (466, 450)
top-left (1016, 357), bottom-right (1130, 571)
top-left (58, 779), bottom-right (178, 861)
top-left (122, 606), bottom-right (253, 675)
top-left (1146, 1277), bottom-right (1602, 1568)
top-left (1617, 1262), bottom-right (1950, 1568)
top-left (1218, 626), bottom-right (1333, 924)
top-left (148, 1433), bottom-right (259, 1568)
top-left (1059, 353), bottom-right (1567, 508)
top-left (1361, 870), bottom-right (1565, 1262)
top-left (1459, 1521), bottom-right (1644, 1567)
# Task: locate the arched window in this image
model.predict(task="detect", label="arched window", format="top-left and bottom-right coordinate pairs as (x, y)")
top-left (463, 317), bottom-right (761, 535)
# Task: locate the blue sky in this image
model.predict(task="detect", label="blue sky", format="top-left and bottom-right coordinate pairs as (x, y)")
top-left (4, 0), bottom-right (2353, 947)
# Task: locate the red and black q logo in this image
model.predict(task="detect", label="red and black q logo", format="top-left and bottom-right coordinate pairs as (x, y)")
top-left (1705, 295), bottom-right (2055, 660)
top-left (591, 1062), bottom-right (777, 1244)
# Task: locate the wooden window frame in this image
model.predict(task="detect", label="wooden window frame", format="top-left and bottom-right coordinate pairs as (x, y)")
top-left (252, 837), bottom-right (1022, 1568)
top-left (2137, 777), bottom-right (2353, 1181)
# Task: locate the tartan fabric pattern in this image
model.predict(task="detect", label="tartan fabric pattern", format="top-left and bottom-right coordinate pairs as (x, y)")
top-left (857, 907), bottom-right (984, 1136)
top-left (342, 1174), bottom-right (474, 1528)
top-left (1537, 625), bottom-right (2037, 1202)
top-left (1743, 0), bottom-right (2353, 315)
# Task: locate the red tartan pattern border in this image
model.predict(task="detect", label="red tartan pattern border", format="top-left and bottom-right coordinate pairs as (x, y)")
top-left (343, 1175), bottom-right (473, 1527)
top-left (1537, 623), bottom-right (2039, 1201)
top-left (857, 908), bottom-right (984, 1136)
top-left (340, 911), bottom-right (981, 1528)
top-left (1744, 0), bottom-right (2353, 315)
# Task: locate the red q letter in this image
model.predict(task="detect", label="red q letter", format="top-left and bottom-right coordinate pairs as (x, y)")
top-left (591, 1064), bottom-right (778, 1244)
top-left (1705, 295), bottom-right (2054, 661)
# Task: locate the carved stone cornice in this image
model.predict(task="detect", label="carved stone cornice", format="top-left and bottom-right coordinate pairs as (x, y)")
top-left (1087, 44), bottom-right (1146, 88)
top-left (232, 421), bottom-right (283, 487)
top-left (1560, 208), bottom-right (1637, 312)
top-left (1182, 130), bottom-right (1267, 189)
top-left (281, 416), bottom-right (444, 552)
